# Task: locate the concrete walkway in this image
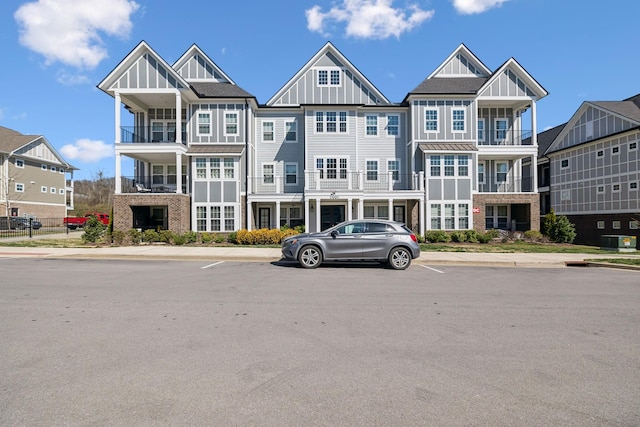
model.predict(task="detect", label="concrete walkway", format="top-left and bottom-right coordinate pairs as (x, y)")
top-left (1, 233), bottom-right (638, 268)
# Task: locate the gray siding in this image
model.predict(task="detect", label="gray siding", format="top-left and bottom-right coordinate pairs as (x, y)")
top-left (190, 103), bottom-right (247, 144)
top-left (412, 100), bottom-right (475, 141)
top-left (176, 54), bottom-right (226, 82)
top-left (112, 53), bottom-right (183, 90)
top-left (434, 53), bottom-right (487, 77)
top-left (480, 67), bottom-right (535, 98)
top-left (555, 106), bottom-right (638, 151)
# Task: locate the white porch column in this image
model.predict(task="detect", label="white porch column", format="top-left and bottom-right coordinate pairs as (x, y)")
top-left (304, 198), bottom-right (310, 231)
top-left (358, 197), bottom-right (364, 219)
top-left (175, 93), bottom-right (182, 145)
top-left (175, 152), bottom-right (182, 194)
top-left (532, 154), bottom-right (538, 193)
top-left (315, 198), bottom-right (321, 232)
top-left (275, 201), bottom-right (281, 229)
top-left (347, 198), bottom-right (353, 221)
top-left (419, 197), bottom-right (425, 235)
top-left (531, 100), bottom-right (539, 194)
top-left (247, 201), bottom-right (252, 231)
top-left (115, 152), bottom-right (122, 194)
top-left (388, 198), bottom-right (393, 220)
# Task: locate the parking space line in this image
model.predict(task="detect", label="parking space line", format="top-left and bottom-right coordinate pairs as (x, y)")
top-left (420, 265), bottom-right (444, 274)
top-left (201, 261), bottom-right (224, 269)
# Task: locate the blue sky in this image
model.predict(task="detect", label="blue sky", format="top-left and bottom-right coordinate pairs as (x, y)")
top-left (1, 0), bottom-right (638, 180)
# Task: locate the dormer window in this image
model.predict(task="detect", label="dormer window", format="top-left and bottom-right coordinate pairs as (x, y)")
top-left (317, 68), bottom-right (341, 87)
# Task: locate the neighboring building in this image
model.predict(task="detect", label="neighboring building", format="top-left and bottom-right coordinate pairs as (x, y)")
top-left (538, 94), bottom-right (640, 246)
top-left (0, 126), bottom-right (76, 219)
top-left (99, 41), bottom-right (547, 234)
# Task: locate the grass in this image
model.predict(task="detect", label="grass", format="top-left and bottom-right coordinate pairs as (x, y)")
top-left (419, 241), bottom-right (612, 254)
top-left (589, 258), bottom-right (640, 266)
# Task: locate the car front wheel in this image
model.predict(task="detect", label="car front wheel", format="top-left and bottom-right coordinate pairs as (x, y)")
top-left (389, 247), bottom-right (411, 270)
top-left (298, 246), bottom-right (322, 269)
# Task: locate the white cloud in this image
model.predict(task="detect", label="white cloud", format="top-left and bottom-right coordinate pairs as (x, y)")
top-left (451, 0), bottom-right (509, 15)
top-left (306, 0), bottom-right (434, 39)
top-left (56, 70), bottom-right (90, 86)
top-left (60, 139), bottom-right (114, 162)
top-left (14, 0), bottom-right (139, 69)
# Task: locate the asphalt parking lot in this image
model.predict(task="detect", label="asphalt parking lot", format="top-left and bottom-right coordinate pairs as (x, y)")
top-left (1, 258), bottom-right (639, 426)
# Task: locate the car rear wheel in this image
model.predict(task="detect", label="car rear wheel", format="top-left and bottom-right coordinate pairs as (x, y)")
top-left (298, 246), bottom-right (322, 269)
top-left (389, 247), bottom-right (411, 270)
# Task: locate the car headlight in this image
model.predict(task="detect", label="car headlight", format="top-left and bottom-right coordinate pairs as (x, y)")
top-left (283, 238), bottom-right (298, 247)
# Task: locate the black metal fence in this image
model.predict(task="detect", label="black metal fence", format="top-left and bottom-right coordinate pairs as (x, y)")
top-left (0, 217), bottom-right (72, 239)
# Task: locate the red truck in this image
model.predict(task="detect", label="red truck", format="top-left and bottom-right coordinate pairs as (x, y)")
top-left (64, 213), bottom-right (110, 230)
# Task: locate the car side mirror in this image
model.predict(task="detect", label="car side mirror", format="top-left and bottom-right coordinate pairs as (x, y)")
top-left (331, 230), bottom-right (338, 238)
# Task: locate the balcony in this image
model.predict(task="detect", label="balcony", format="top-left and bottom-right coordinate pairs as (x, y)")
top-left (305, 172), bottom-right (423, 192)
top-left (478, 130), bottom-right (532, 146)
top-left (120, 176), bottom-right (188, 194)
top-left (120, 126), bottom-right (187, 144)
top-left (478, 177), bottom-right (534, 193)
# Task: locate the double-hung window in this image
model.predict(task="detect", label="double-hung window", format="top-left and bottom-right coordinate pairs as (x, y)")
top-left (366, 160), bottom-right (378, 181)
top-left (444, 156), bottom-right (455, 176)
top-left (388, 159), bottom-right (400, 181)
top-left (387, 115), bottom-right (399, 136)
top-left (425, 109), bottom-right (438, 132)
top-left (316, 111), bottom-right (347, 133)
top-left (262, 122), bottom-right (274, 142)
top-left (477, 118), bottom-right (485, 143)
top-left (430, 156), bottom-right (441, 176)
top-left (458, 156), bottom-right (469, 176)
top-left (262, 164), bottom-right (274, 184)
top-left (495, 119), bottom-right (508, 142)
top-left (16, 159), bottom-right (24, 168)
top-left (225, 112), bottom-right (238, 136)
top-left (496, 162), bottom-right (508, 182)
top-left (366, 115), bottom-right (378, 136)
top-left (478, 162), bottom-right (485, 184)
top-left (285, 121), bottom-right (297, 142)
top-left (285, 163), bottom-right (298, 185)
top-left (197, 112), bottom-right (211, 135)
top-left (223, 158), bottom-right (234, 179)
top-left (317, 157), bottom-right (347, 180)
top-left (452, 109), bottom-right (465, 132)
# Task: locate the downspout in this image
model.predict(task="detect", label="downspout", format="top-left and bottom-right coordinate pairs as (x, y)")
top-left (245, 99), bottom-right (249, 230)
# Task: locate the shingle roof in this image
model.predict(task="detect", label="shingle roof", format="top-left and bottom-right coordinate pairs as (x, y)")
top-left (190, 82), bottom-right (254, 99)
top-left (523, 123), bottom-right (566, 157)
top-left (590, 100), bottom-right (640, 123)
top-left (408, 77), bottom-right (488, 95)
top-left (0, 126), bottom-right (39, 153)
top-left (418, 142), bottom-right (478, 152)
top-left (186, 144), bottom-right (245, 155)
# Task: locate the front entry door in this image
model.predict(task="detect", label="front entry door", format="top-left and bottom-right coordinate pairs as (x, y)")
top-left (321, 205), bottom-right (345, 231)
top-left (259, 207), bottom-right (270, 229)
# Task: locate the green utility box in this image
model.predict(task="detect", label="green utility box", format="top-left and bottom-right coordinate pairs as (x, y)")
top-left (600, 235), bottom-right (637, 252)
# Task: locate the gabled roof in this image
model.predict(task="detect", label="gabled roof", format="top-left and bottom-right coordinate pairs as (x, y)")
top-left (266, 41), bottom-right (389, 106)
top-left (408, 77), bottom-right (488, 95)
top-left (0, 126), bottom-right (77, 169)
top-left (173, 44), bottom-right (236, 84)
top-left (528, 123), bottom-right (566, 157)
top-left (589, 100), bottom-right (640, 123)
top-left (427, 43), bottom-right (492, 79)
top-left (190, 82), bottom-right (254, 98)
top-left (477, 57), bottom-right (548, 99)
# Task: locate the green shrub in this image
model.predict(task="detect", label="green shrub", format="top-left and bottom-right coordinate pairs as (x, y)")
top-left (158, 230), bottom-right (173, 243)
top-left (477, 232), bottom-right (494, 244)
top-left (111, 229), bottom-right (126, 245)
top-left (227, 232), bottom-right (238, 244)
top-left (142, 229), bottom-right (160, 242)
top-left (464, 229), bottom-right (479, 243)
top-left (128, 228), bottom-right (142, 245)
top-left (81, 216), bottom-right (106, 243)
top-left (182, 230), bottom-right (198, 244)
top-left (201, 233), bottom-right (214, 244)
top-left (450, 231), bottom-right (466, 243)
top-left (523, 230), bottom-right (544, 242)
top-left (424, 230), bottom-right (451, 243)
top-left (172, 233), bottom-right (187, 245)
top-left (214, 234), bottom-right (227, 244)
top-left (543, 209), bottom-right (576, 243)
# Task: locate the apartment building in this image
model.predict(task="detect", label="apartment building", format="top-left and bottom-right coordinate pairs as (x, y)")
top-left (99, 41), bottom-right (547, 234)
top-left (0, 126), bottom-right (76, 219)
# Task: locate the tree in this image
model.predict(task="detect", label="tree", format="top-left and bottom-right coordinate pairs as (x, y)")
top-left (542, 209), bottom-right (576, 244)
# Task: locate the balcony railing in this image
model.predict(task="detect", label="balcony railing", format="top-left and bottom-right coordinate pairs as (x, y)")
top-left (304, 172), bottom-right (423, 192)
top-left (478, 130), bottom-right (533, 146)
top-left (120, 126), bottom-right (187, 144)
top-left (478, 177), bottom-right (533, 193)
top-left (120, 176), bottom-right (188, 194)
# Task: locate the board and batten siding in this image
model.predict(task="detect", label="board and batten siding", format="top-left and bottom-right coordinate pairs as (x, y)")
top-left (356, 111), bottom-right (408, 180)
top-left (175, 54), bottom-right (226, 82)
top-left (254, 113), bottom-right (304, 178)
top-left (478, 67), bottom-right (535, 98)
top-left (111, 53), bottom-right (184, 90)
top-left (189, 103), bottom-right (247, 144)
top-left (305, 109), bottom-right (357, 168)
top-left (412, 100), bottom-right (475, 141)
top-left (433, 53), bottom-right (487, 77)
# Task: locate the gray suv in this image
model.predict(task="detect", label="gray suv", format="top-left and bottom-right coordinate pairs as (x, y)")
top-left (281, 220), bottom-right (420, 270)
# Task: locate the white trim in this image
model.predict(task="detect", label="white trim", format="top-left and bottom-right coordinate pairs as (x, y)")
top-left (387, 158), bottom-right (400, 182)
top-left (15, 159), bottom-right (24, 168)
top-left (196, 111), bottom-right (212, 136)
top-left (451, 108), bottom-right (465, 133)
top-left (284, 162), bottom-right (298, 186)
top-left (386, 115), bottom-right (400, 137)
top-left (494, 118), bottom-right (508, 142)
top-left (425, 108), bottom-right (438, 133)
top-left (15, 183), bottom-right (24, 192)
top-left (262, 121), bottom-right (274, 142)
top-left (365, 159), bottom-right (379, 181)
top-left (284, 120), bottom-right (298, 143)
top-left (223, 110), bottom-right (239, 136)
top-left (477, 118), bottom-right (485, 143)
top-left (262, 162), bottom-right (275, 184)
top-left (365, 114), bottom-right (378, 137)
top-left (315, 67), bottom-right (343, 87)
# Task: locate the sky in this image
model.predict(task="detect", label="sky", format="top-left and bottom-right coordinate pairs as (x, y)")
top-left (1, 0), bottom-right (639, 180)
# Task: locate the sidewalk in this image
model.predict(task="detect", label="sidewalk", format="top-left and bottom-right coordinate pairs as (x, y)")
top-left (1, 235), bottom-right (638, 268)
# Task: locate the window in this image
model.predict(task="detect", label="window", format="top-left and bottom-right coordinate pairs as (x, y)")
top-left (430, 204), bottom-right (441, 229)
top-left (59, 189), bottom-right (65, 195)
top-left (209, 206), bottom-right (236, 231)
top-left (224, 158), bottom-right (234, 179)
top-left (263, 164), bottom-right (274, 184)
top-left (317, 157), bottom-right (347, 180)
top-left (285, 163), bottom-right (298, 185)
top-left (444, 204), bottom-right (455, 229)
top-left (458, 204), bottom-right (469, 229)
top-left (612, 184), bottom-right (621, 192)
top-left (612, 146), bottom-right (619, 155)
top-left (444, 155), bottom-right (455, 176)
top-left (496, 162), bottom-right (508, 182)
top-left (458, 156), bottom-right (469, 176)
top-left (41, 186), bottom-right (47, 193)
top-left (317, 68), bottom-right (340, 86)
top-left (285, 121), bottom-right (297, 142)
top-left (152, 165), bottom-right (164, 185)
top-left (196, 158), bottom-right (206, 178)
top-left (59, 168), bottom-right (65, 174)
top-left (50, 187), bottom-right (56, 194)
top-left (15, 183), bottom-right (24, 192)
top-left (262, 121), bottom-right (274, 142)
top-left (280, 206), bottom-right (303, 228)
top-left (315, 111), bottom-right (348, 133)
top-left (41, 164), bottom-right (47, 171)
top-left (387, 115), bottom-right (399, 136)
top-left (630, 142), bottom-right (638, 150)
top-left (211, 206), bottom-right (221, 231)
top-left (430, 156), bottom-right (441, 177)
top-left (477, 119), bottom-right (485, 142)
top-left (210, 158), bottom-right (221, 179)
top-left (561, 159), bottom-right (569, 168)
top-left (16, 159), bottom-right (24, 168)
top-left (225, 112), bottom-right (238, 135)
top-left (197, 112), bottom-right (211, 135)
top-left (224, 206), bottom-right (235, 231)
top-left (597, 185), bottom-right (605, 194)
top-left (388, 159), bottom-right (400, 181)
top-left (597, 221), bottom-right (605, 229)
top-left (612, 221), bottom-right (621, 230)
top-left (478, 163), bottom-right (485, 184)
top-left (318, 70), bottom-right (327, 85)
top-left (630, 182), bottom-right (638, 190)
top-left (51, 166), bottom-right (56, 173)
top-left (366, 115), bottom-right (378, 136)
top-left (630, 220), bottom-right (639, 230)
top-left (597, 150), bottom-right (604, 158)
top-left (425, 109), bottom-right (438, 132)
top-left (366, 160), bottom-right (378, 181)
top-left (331, 70), bottom-right (340, 85)
top-left (495, 119), bottom-right (508, 141)
top-left (196, 206), bottom-right (207, 232)
top-left (452, 109), bottom-right (465, 132)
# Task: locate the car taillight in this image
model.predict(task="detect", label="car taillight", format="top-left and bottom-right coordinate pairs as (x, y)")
top-left (410, 234), bottom-right (417, 242)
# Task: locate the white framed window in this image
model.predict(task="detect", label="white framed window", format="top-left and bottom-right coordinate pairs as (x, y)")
top-left (15, 183), bottom-right (24, 192)
top-left (458, 204), bottom-right (469, 229)
top-left (41, 164), bottom-right (47, 171)
top-left (612, 220), bottom-right (621, 230)
top-left (315, 111), bottom-right (347, 133)
top-left (630, 141), bottom-right (638, 151)
top-left (458, 156), bottom-right (469, 176)
top-left (317, 68), bottom-right (341, 86)
top-left (224, 111), bottom-right (238, 136)
top-left (612, 146), bottom-right (619, 155)
top-left (561, 159), bottom-right (569, 169)
top-left (597, 185), bottom-right (605, 194)
top-left (196, 206), bottom-right (207, 232)
top-left (597, 221), bottom-right (605, 229)
top-left (152, 165), bottom-right (164, 185)
top-left (496, 162), bottom-right (508, 182)
top-left (366, 160), bottom-right (378, 181)
top-left (223, 158), bottom-right (235, 179)
top-left (444, 203), bottom-right (455, 229)
top-left (630, 220), bottom-right (639, 230)
top-left (363, 205), bottom-right (389, 220)
top-left (597, 150), bottom-right (604, 158)
top-left (51, 166), bottom-right (56, 173)
top-left (285, 121), bottom-right (297, 142)
top-left (444, 155), bottom-right (455, 176)
top-left (630, 182), bottom-right (638, 190)
top-left (262, 121), bottom-right (274, 142)
top-left (425, 109), bottom-right (438, 132)
top-left (316, 157), bottom-right (348, 180)
top-left (16, 159), bottom-right (24, 168)
top-left (452, 109), bottom-right (465, 132)
top-left (59, 189), bottom-right (65, 195)
top-left (59, 168), bottom-right (65, 174)
top-left (366, 115), bottom-right (378, 136)
top-left (195, 158), bottom-right (207, 179)
top-left (430, 204), bottom-right (441, 229)
top-left (495, 119), bottom-right (508, 141)
top-left (318, 69), bottom-right (328, 85)
top-left (477, 118), bottom-right (485, 142)
top-left (386, 115), bottom-right (399, 136)
top-left (478, 162), bottom-right (485, 184)
top-left (50, 187), bottom-right (56, 194)
top-left (612, 183), bottom-right (621, 193)
top-left (430, 156), bottom-right (441, 177)
top-left (209, 158), bottom-right (220, 179)
top-left (41, 186), bottom-right (47, 193)
top-left (262, 163), bottom-right (274, 184)
top-left (285, 163), bottom-right (298, 185)
top-left (280, 205), bottom-right (303, 228)
top-left (197, 112), bottom-right (211, 135)
top-left (387, 159), bottom-right (400, 181)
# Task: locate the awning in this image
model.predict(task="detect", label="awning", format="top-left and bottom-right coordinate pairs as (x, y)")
top-left (418, 142), bottom-right (477, 152)
top-left (187, 144), bottom-right (245, 156)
